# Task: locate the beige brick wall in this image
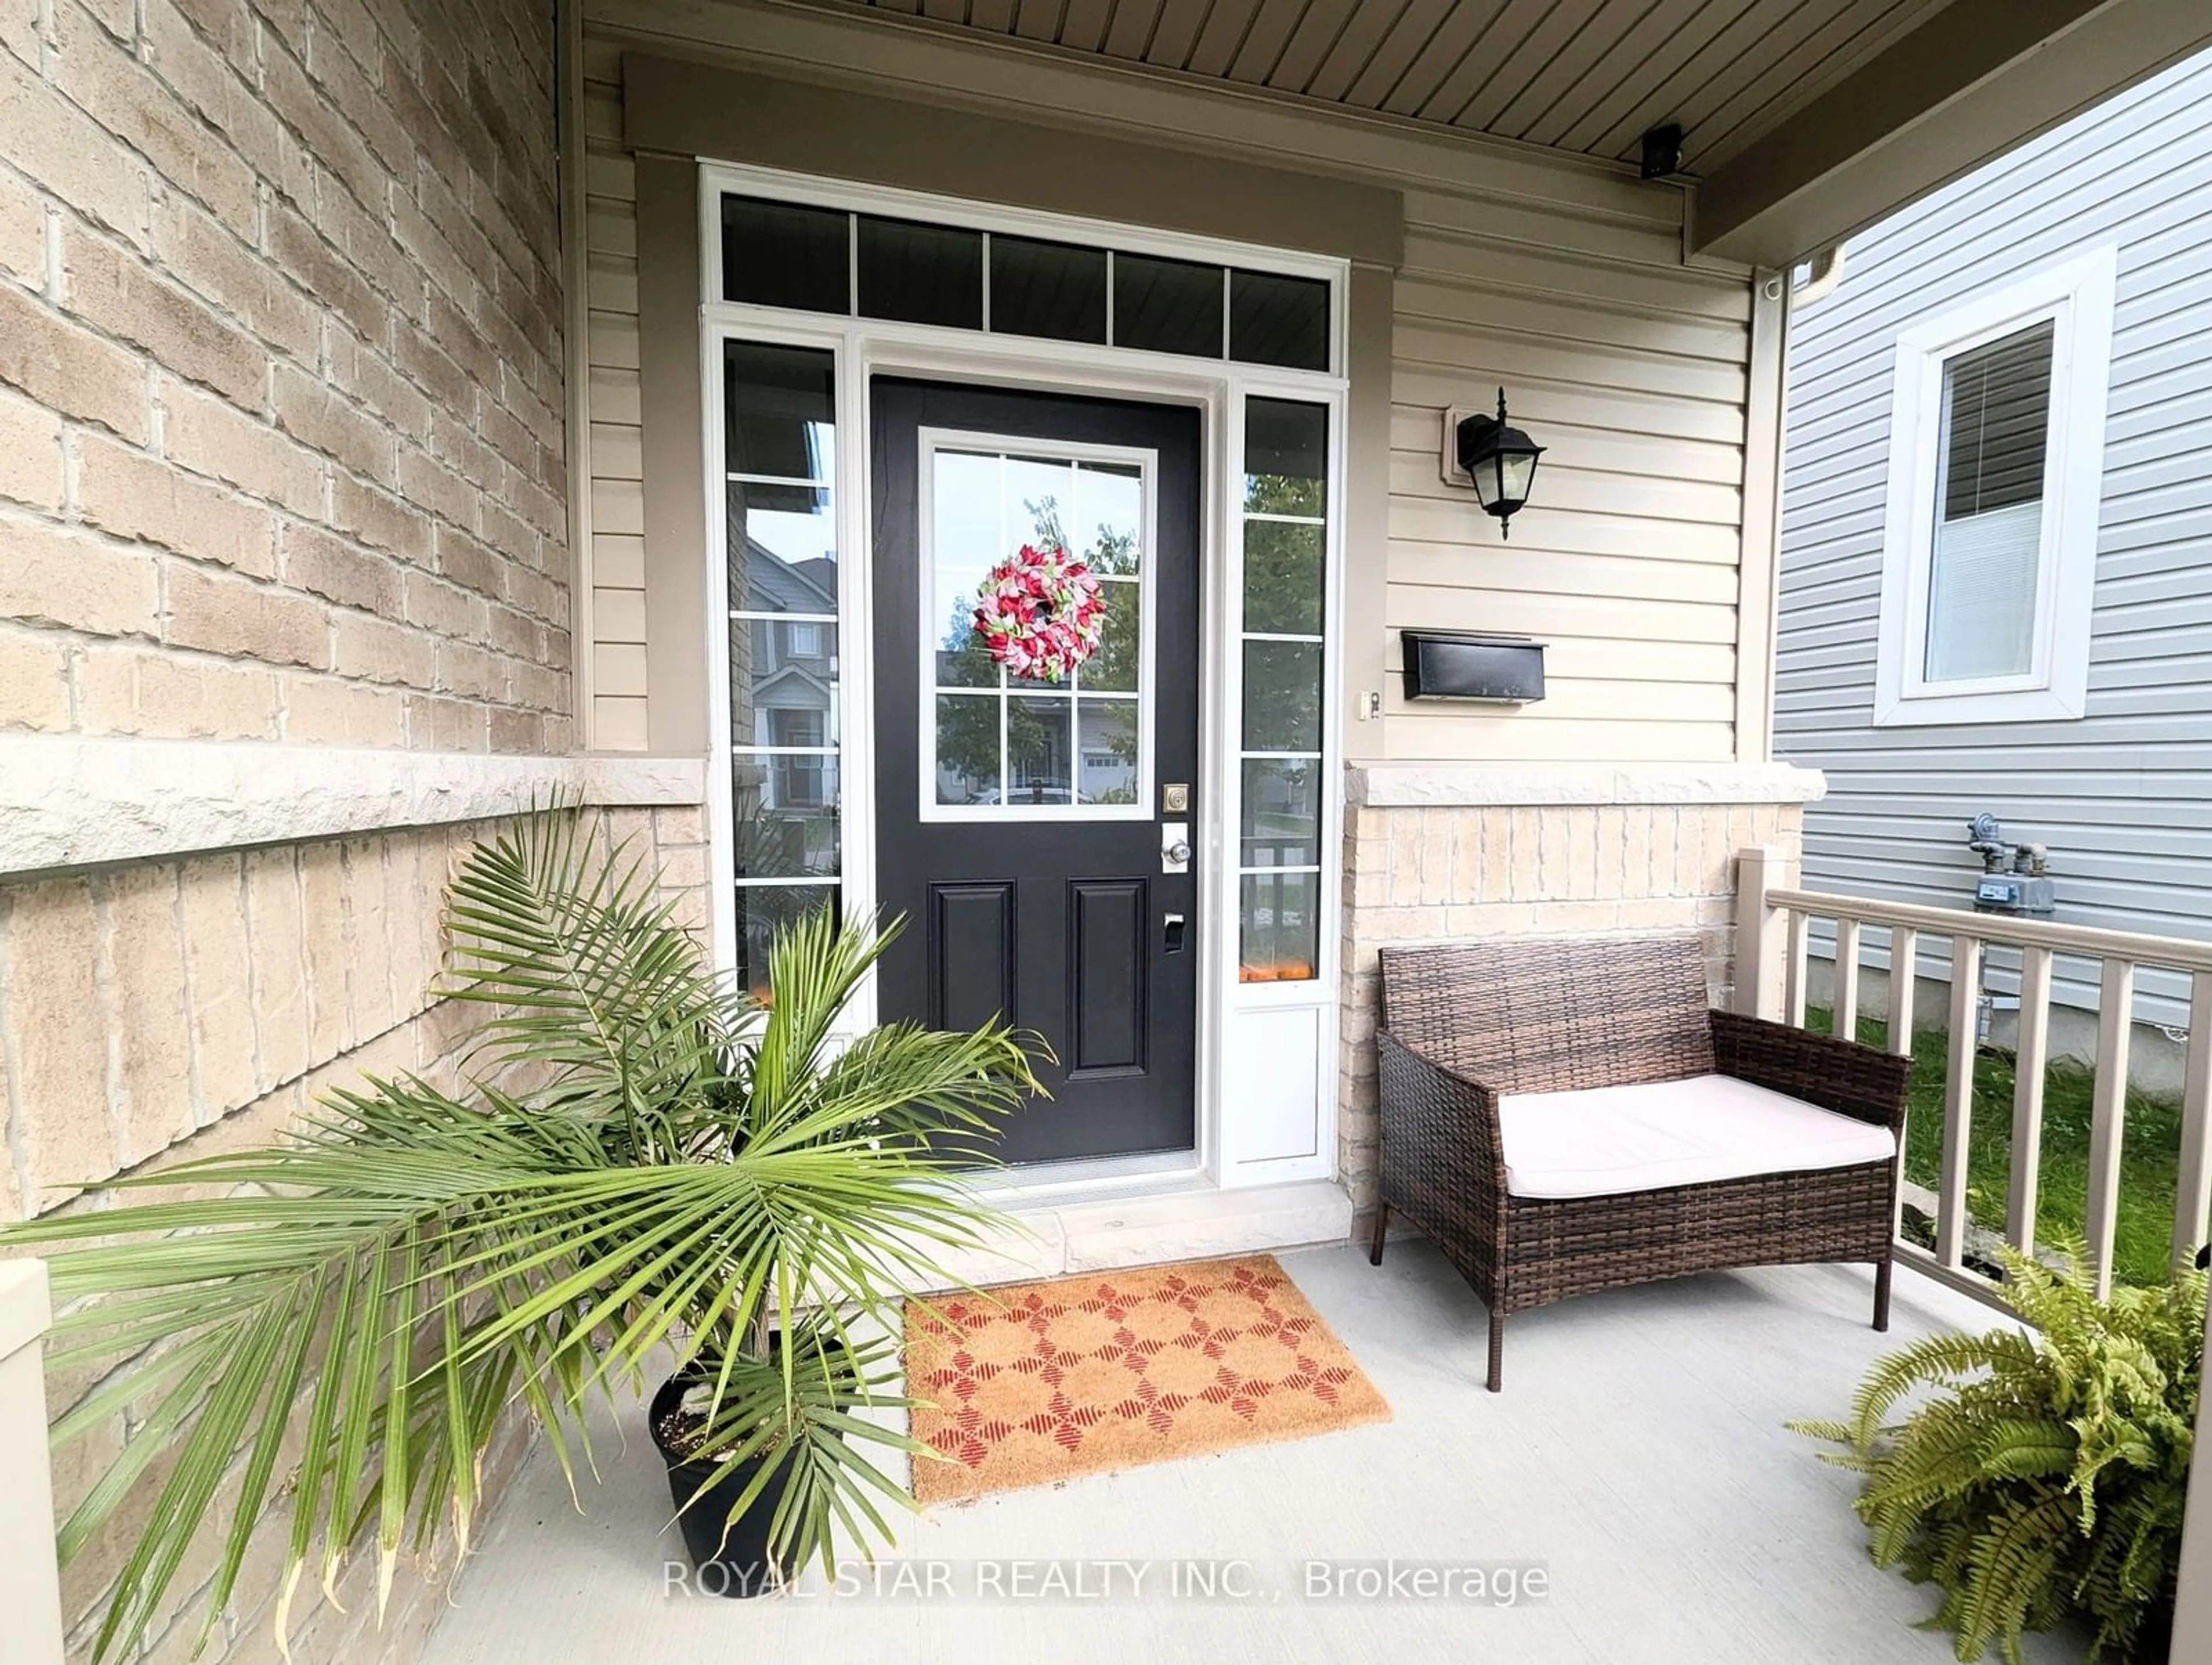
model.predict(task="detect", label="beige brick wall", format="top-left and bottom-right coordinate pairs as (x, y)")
top-left (0, 0), bottom-right (570, 752)
top-left (1336, 800), bottom-right (1805, 1210)
top-left (0, 803), bottom-right (708, 1663)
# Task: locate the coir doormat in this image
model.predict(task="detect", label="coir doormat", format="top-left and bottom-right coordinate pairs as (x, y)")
top-left (905, 1254), bottom-right (1391, 1504)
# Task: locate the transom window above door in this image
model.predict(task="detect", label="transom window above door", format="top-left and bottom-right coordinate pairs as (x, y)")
top-left (718, 190), bottom-right (1335, 373)
top-left (922, 437), bottom-right (1154, 820)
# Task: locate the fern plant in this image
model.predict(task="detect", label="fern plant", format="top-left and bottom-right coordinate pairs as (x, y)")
top-left (0, 809), bottom-right (1043, 1663)
top-left (1793, 1242), bottom-right (2205, 1663)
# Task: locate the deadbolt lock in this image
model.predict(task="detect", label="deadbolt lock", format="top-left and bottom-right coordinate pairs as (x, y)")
top-left (1162, 782), bottom-right (1190, 813)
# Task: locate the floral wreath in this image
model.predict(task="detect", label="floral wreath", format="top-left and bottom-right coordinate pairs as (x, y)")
top-left (971, 542), bottom-right (1107, 683)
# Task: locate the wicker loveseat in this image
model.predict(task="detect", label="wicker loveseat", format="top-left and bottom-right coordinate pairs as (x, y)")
top-left (1370, 934), bottom-right (1910, 1391)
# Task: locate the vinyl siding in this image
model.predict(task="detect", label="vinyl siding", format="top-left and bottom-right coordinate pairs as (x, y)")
top-left (578, 0), bottom-right (1760, 765)
top-left (1384, 199), bottom-right (1748, 762)
top-left (1775, 47), bottom-right (2212, 1021)
top-left (582, 34), bottom-right (649, 751)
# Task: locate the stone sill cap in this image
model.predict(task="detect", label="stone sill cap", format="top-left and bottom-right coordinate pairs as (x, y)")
top-left (0, 735), bottom-right (708, 879)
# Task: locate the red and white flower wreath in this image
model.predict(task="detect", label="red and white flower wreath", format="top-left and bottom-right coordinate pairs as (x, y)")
top-left (971, 542), bottom-right (1107, 683)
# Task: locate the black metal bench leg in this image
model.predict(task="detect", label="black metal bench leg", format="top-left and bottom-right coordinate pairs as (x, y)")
top-left (1368, 1201), bottom-right (1389, 1266)
top-left (1873, 1254), bottom-right (1893, 1333)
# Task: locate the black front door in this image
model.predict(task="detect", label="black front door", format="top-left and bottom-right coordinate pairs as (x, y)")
top-left (871, 379), bottom-right (1200, 1166)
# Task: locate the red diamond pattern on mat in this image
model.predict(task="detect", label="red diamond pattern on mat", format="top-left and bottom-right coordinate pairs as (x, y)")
top-left (906, 1254), bottom-right (1391, 1504)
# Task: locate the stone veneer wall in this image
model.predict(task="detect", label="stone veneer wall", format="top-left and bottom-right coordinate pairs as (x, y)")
top-left (1, 803), bottom-right (709, 1665)
top-left (1336, 796), bottom-right (1807, 1213)
top-left (0, 1), bottom-right (594, 1653)
top-left (0, 0), bottom-right (568, 752)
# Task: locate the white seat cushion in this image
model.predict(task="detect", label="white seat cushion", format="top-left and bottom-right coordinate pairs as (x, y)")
top-left (1497, 1073), bottom-right (1898, 1201)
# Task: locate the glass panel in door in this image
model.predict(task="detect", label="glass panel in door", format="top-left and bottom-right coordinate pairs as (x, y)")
top-left (923, 444), bottom-right (1150, 818)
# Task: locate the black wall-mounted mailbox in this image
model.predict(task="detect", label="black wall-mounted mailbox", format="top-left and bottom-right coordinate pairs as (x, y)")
top-left (1400, 631), bottom-right (1546, 703)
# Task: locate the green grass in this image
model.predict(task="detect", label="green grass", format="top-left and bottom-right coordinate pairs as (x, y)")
top-left (1805, 1007), bottom-right (2190, 1288)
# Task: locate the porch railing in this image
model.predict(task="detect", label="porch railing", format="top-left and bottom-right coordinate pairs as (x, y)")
top-left (1734, 846), bottom-right (2212, 1307)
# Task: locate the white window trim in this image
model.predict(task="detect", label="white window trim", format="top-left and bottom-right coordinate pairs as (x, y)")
top-left (1872, 244), bottom-right (2117, 728)
top-left (696, 161), bottom-right (1351, 1192)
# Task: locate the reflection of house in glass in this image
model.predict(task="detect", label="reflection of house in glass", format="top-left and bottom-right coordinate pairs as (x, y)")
top-left (728, 487), bottom-right (841, 879)
top-left (934, 693), bottom-right (1138, 807)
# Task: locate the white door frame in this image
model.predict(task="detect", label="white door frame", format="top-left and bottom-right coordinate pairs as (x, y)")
top-left (696, 161), bottom-right (1348, 1196)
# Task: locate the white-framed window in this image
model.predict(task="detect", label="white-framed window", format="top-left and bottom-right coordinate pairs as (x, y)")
top-left (1872, 245), bottom-right (2117, 727)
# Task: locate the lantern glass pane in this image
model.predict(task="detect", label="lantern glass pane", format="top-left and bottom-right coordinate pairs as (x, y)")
top-left (1499, 451), bottom-right (1537, 504)
top-left (1469, 453), bottom-right (1502, 511)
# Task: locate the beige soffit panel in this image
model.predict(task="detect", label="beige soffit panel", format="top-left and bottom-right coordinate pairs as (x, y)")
top-left (621, 52), bottom-right (1404, 267)
top-left (1694, 0), bottom-right (2212, 264)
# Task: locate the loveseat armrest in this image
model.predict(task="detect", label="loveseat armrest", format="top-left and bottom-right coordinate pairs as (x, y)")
top-left (1710, 1010), bottom-right (1909, 1136)
top-left (1375, 1031), bottom-right (1509, 1200)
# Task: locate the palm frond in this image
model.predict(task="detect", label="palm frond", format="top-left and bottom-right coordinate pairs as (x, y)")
top-left (0, 809), bottom-right (1046, 1662)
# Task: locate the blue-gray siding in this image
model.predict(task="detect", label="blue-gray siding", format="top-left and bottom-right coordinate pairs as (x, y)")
top-left (1774, 46), bottom-right (2212, 1024)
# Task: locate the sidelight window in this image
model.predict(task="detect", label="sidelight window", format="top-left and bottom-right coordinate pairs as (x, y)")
top-left (1237, 398), bottom-right (1328, 983)
top-left (722, 339), bottom-right (843, 994)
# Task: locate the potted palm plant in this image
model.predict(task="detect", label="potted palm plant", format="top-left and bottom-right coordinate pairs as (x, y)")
top-left (2, 809), bottom-right (1041, 1661)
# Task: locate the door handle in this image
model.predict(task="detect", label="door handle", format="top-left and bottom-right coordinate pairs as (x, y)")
top-left (1164, 912), bottom-right (1187, 953)
top-left (1161, 820), bottom-right (1191, 874)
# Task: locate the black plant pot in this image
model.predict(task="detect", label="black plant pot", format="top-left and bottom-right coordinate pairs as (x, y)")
top-left (647, 1374), bottom-right (794, 1598)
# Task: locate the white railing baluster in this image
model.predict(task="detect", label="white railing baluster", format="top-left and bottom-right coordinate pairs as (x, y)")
top-left (2085, 959), bottom-right (2135, 1300)
top-left (1938, 935), bottom-right (1984, 1271)
top-left (1834, 917), bottom-right (1862, 1042)
top-left (1888, 924), bottom-right (1918, 1244)
top-left (2170, 972), bottom-right (2212, 1276)
top-left (2006, 947), bottom-right (2053, 1262)
top-left (1785, 909), bottom-right (1810, 1028)
top-left (1735, 858), bottom-right (2212, 1311)
top-left (1888, 925), bottom-right (1918, 1061)
top-left (2175, 1291), bottom-right (2212, 1663)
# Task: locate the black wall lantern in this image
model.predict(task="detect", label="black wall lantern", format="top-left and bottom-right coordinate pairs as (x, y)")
top-left (1455, 387), bottom-right (1545, 539)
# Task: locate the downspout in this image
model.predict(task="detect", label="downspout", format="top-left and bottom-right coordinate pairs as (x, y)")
top-left (1793, 244), bottom-right (1846, 308)
top-left (0, 1261), bottom-right (63, 1664)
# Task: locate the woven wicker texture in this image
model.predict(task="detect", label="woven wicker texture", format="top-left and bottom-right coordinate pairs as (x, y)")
top-left (1372, 934), bottom-right (1910, 1391)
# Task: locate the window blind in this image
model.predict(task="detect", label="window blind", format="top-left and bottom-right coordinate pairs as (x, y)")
top-left (1925, 321), bottom-right (2054, 682)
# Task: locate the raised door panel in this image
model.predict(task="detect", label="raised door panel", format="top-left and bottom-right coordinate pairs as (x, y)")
top-left (1069, 878), bottom-right (1147, 1076)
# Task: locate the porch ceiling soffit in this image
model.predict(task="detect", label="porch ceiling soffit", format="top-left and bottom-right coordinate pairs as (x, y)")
top-left (1692, 0), bottom-right (2212, 266)
top-left (1345, 762), bottom-right (1827, 811)
top-left (0, 737), bottom-right (707, 879)
top-left (621, 51), bottom-right (1404, 267)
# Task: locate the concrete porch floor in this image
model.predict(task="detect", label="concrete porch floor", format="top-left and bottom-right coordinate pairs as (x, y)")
top-left (419, 1242), bottom-right (2084, 1665)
